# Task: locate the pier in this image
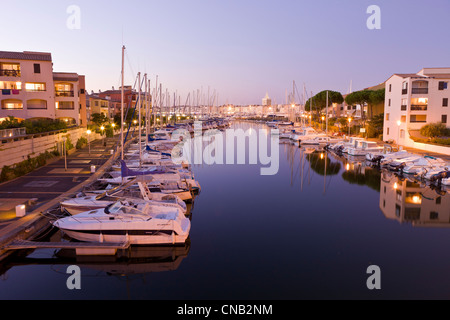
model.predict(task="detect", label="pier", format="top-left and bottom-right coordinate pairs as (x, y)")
top-left (0, 135), bottom-right (132, 261)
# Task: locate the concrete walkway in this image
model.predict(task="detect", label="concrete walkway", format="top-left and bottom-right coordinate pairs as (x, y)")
top-left (0, 136), bottom-right (122, 260)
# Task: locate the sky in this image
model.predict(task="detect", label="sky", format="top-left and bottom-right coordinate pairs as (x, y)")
top-left (1, 0), bottom-right (449, 105)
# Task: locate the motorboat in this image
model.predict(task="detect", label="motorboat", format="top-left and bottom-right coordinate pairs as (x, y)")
top-left (401, 156), bottom-right (448, 175)
top-left (388, 155), bottom-right (444, 173)
top-left (61, 180), bottom-right (187, 216)
top-left (53, 200), bottom-right (191, 245)
top-left (347, 141), bottom-right (383, 156)
top-left (300, 136), bottom-right (342, 145)
top-left (341, 138), bottom-right (366, 154)
top-left (290, 127), bottom-right (319, 143)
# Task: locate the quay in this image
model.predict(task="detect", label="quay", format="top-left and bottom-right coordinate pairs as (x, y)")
top-left (0, 135), bottom-right (131, 261)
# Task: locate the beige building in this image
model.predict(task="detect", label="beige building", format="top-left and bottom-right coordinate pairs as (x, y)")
top-left (0, 51), bottom-right (86, 126)
top-left (383, 68), bottom-right (450, 145)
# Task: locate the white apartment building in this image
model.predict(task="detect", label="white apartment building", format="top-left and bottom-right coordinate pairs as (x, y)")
top-left (0, 51), bottom-right (86, 126)
top-left (384, 68), bottom-right (450, 146)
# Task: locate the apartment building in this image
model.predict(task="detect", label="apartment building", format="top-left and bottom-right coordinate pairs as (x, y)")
top-left (383, 68), bottom-right (450, 145)
top-left (0, 51), bottom-right (86, 126)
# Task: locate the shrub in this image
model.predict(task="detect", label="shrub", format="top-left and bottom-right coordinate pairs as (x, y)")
top-left (420, 122), bottom-right (450, 138)
top-left (76, 137), bottom-right (88, 149)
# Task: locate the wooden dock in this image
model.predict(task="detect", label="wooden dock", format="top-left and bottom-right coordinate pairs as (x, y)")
top-left (4, 240), bottom-right (130, 256)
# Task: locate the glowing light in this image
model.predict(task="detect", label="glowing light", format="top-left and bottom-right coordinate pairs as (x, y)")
top-left (87, 130), bottom-right (92, 135)
top-left (346, 163), bottom-right (350, 171)
top-left (397, 120), bottom-right (402, 126)
top-left (394, 182), bottom-right (398, 190)
top-left (412, 195), bottom-right (421, 204)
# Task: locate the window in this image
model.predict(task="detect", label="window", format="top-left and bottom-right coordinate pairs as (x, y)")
top-left (438, 82), bottom-right (448, 90)
top-left (387, 127), bottom-right (390, 135)
top-left (401, 115), bottom-right (407, 123)
top-left (401, 98), bottom-right (407, 111)
top-left (386, 113), bottom-right (390, 121)
top-left (388, 99), bottom-right (391, 107)
top-left (2, 99), bottom-right (23, 110)
top-left (56, 101), bottom-right (75, 110)
top-left (0, 81), bottom-right (21, 90)
top-left (442, 115), bottom-right (448, 124)
top-left (402, 81), bottom-right (408, 94)
top-left (0, 63), bottom-right (20, 77)
top-left (25, 83), bottom-right (46, 92)
top-left (410, 115), bottom-right (427, 123)
top-left (33, 64), bottom-right (40, 74)
top-left (430, 212), bottom-right (439, 220)
top-left (27, 99), bottom-right (47, 110)
top-left (436, 196), bottom-right (441, 205)
top-left (443, 98), bottom-right (448, 107)
top-left (400, 129), bottom-right (405, 139)
top-left (389, 84), bottom-right (392, 92)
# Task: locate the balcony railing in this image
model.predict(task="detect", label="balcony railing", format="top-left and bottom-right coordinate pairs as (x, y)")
top-left (0, 69), bottom-right (21, 77)
top-left (55, 91), bottom-right (74, 97)
top-left (401, 105), bottom-right (407, 111)
top-left (411, 105), bottom-right (428, 111)
top-left (411, 88), bottom-right (428, 94)
top-left (0, 127), bottom-right (26, 138)
top-left (402, 89), bottom-right (408, 95)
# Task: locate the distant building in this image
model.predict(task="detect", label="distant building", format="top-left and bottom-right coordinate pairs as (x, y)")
top-left (0, 51), bottom-right (86, 126)
top-left (383, 68), bottom-right (450, 145)
top-left (262, 93), bottom-right (272, 106)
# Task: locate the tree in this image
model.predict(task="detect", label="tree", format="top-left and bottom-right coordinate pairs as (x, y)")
top-left (345, 90), bottom-right (372, 126)
top-left (305, 90), bottom-right (344, 119)
top-left (90, 113), bottom-right (108, 127)
top-left (368, 89), bottom-right (385, 118)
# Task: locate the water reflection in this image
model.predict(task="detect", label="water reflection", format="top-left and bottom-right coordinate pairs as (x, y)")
top-left (284, 139), bottom-right (449, 228)
top-left (379, 171), bottom-right (450, 227)
top-left (0, 242), bottom-right (191, 278)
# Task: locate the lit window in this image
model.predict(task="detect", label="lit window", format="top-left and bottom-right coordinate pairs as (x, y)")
top-left (25, 83), bottom-right (46, 92)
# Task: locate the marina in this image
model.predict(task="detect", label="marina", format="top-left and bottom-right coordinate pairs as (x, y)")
top-left (0, 0), bottom-right (449, 303)
top-left (0, 121), bottom-right (449, 299)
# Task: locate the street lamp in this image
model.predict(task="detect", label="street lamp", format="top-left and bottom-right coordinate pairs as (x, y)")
top-left (321, 116), bottom-right (325, 131)
top-left (86, 130), bottom-right (92, 155)
top-left (348, 117), bottom-right (352, 136)
top-left (101, 126), bottom-right (105, 146)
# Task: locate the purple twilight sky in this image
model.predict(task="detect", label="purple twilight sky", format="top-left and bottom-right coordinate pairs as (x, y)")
top-left (1, 0), bottom-right (449, 105)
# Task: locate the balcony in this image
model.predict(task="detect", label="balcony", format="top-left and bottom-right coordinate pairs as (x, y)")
top-left (55, 90), bottom-right (74, 97)
top-left (0, 69), bottom-right (21, 77)
top-left (411, 105), bottom-right (428, 111)
top-left (401, 105), bottom-right (407, 111)
top-left (412, 88), bottom-right (428, 94)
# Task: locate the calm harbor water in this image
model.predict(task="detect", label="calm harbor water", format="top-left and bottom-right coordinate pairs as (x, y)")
top-left (1, 121), bottom-right (450, 300)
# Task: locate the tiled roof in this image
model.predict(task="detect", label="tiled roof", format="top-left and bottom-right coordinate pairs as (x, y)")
top-left (0, 51), bottom-right (52, 62)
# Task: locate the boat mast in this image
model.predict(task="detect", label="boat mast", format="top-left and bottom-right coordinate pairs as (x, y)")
top-left (138, 72), bottom-right (142, 169)
top-left (121, 45), bottom-right (125, 161)
top-left (326, 91), bottom-right (328, 135)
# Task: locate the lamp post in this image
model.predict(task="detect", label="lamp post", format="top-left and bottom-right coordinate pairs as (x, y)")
top-left (321, 116), bottom-right (325, 132)
top-left (348, 117), bottom-right (352, 136)
top-left (87, 130), bottom-right (91, 155)
top-left (101, 126), bottom-right (105, 146)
